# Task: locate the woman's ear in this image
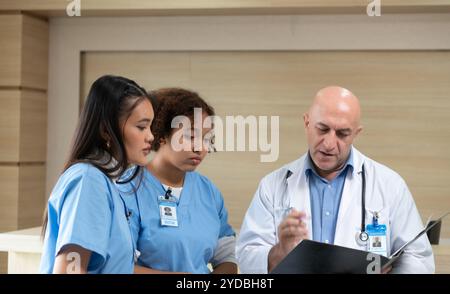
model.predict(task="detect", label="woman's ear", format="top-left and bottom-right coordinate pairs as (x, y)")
top-left (159, 137), bottom-right (167, 146)
top-left (100, 124), bottom-right (111, 147)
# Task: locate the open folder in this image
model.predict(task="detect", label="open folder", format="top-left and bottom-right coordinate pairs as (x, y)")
top-left (270, 212), bottom-right (449, 274)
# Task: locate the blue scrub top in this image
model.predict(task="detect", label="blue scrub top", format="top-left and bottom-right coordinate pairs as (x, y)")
top-left (125, 169), bottom-right (235, 274)
top-left (39, 163), bottom-right (135, 274)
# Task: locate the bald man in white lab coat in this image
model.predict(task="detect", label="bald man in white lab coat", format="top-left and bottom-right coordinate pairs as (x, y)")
top-left (236, 86), bottom-right (434, 274)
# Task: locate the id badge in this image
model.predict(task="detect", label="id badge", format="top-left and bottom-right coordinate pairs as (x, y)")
top-left (158, 197), bottom-right (178, 227)
top-left (366, 224), bottom-right (387, 257)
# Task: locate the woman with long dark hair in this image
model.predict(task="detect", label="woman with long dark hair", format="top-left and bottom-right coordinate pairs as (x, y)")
top-left (40, 75), bottom-right (154, 274)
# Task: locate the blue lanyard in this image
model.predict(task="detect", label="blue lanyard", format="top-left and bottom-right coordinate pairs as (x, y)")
top-left (117, 191), bottom-right (137, 262)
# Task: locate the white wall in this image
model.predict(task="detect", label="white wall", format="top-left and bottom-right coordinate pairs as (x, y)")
top-left (47, 13), bottom-right (450, 194)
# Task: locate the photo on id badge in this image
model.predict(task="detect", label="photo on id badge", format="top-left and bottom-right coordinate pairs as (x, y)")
top-left (164, 206), bottom-right (173, 216)
top-left (159, 202), bottom-right (178, 227)
top-left (367, 222), bottom-right (387, 256)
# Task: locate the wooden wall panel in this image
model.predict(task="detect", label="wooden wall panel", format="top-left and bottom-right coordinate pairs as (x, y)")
top-left (19, 90), bottom-right (48, 162)
top-left (0, 253), bottom-right (6, 274)
top-left (0, 13), bottom-right (48, 273)
top-left (0, 15), bottom-right (48, 90)
top-left (0, 164), bottom-right (45, 273)
top-left (81, 51), bottom-right (450, 238)
top-left (0, 90), bottom-right (20, 162)
top-left (0, 165), bottom-right (45, 231)
top-left (0, 15), bottom-right (22, 87)
top-left (0, 90), bottom-right (47, 162)
top-left (0, 166), bottom-right (19, 232)
top-left (18, 165), bottom-right (46, 229)
top-left (21, 15), bottom-right (49, 91)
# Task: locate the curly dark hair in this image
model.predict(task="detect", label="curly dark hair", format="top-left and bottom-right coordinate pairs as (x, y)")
top-left (149, 88), bottom-right (215, 151)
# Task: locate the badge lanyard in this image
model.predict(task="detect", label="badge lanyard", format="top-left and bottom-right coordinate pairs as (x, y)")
top-left (158, 186), bottom-right (179, 227)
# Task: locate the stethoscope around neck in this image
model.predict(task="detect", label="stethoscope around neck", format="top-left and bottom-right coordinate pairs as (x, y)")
top-left (356, 163), bottom-right (369, 245)
top-left (283, 162), bottom-right (370, 245)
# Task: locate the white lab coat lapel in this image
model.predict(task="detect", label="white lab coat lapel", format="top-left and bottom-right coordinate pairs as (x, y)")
top-left (334, 147), bottom-right (365, 248)
top-left (286, 155), bottom-right (313, 240)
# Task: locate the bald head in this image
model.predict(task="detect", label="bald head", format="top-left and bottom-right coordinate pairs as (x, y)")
top-left (304, 86), bottom-right (363, 180)
top-left (309, 86), bottom-right (361, 127)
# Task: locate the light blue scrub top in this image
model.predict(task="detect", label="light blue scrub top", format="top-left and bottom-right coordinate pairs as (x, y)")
top-left (39, 163), bottom-right (135, 274)
top-left (124, 169), bottom-right (235, 274)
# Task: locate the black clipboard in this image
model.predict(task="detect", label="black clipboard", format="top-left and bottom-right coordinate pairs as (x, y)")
top-left (270, 211), bottom-right (449, 274)
top-left (270, 240), bottom-right (389, 274)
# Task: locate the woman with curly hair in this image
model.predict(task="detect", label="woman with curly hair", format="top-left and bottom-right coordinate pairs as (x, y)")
top-left (129, 88), bottom-right (237, 274)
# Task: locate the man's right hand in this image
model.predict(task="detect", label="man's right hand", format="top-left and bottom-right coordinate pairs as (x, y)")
top-left (268, 209), bottom-right (309, 272)
top-left (278, 209), bottom-right (309, 255)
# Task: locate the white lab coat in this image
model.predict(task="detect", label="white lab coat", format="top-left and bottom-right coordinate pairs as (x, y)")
top-left (236, 147), bottom-right (435, 274)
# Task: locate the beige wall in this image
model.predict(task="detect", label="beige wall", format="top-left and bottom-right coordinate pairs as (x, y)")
top-left (48, 14), bottom-right (450, 237)
top-left (80, 51), bottom-right (450, 237)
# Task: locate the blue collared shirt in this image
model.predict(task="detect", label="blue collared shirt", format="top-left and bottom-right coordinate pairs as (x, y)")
top-left (305, 151), bottom-right (354, 244)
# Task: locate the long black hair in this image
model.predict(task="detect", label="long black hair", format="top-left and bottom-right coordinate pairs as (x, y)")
top-left (42, 75), bottom-right (153, 236)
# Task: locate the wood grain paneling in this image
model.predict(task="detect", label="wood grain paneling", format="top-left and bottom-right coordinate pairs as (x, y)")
top-left (0, 165), bottom-right (46, 232)
top-left (0, 15), bottom-right (22, 87)
top-left (81, 51), bottom-right (450, 237)
top-left (21, 15), bottom-right (49, 90)
top-left (19, 90), bottom-right (47, 162)
top-left (0, 14), bottom-right (47, 275)
top-left (0, 90), bottom-right (47, 162)
top-left (0, 166), bottom-right (19, 232)
top-left (0, 253), bottom-right (6, 274)
top-left (17, 165), bottom-right (46, 229)
top-left (0, 90), bottom-right (20, 161)
top-left (0, 15), bottom-right (48, 90)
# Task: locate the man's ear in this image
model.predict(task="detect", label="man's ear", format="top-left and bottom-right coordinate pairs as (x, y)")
top-left (303, 113), bottom-right (310, 129)
top-left (354, 125), bottom-right (363, 138)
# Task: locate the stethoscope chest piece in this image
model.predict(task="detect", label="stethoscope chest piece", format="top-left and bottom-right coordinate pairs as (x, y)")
top-left (356, 231), bottom-right (369, 246)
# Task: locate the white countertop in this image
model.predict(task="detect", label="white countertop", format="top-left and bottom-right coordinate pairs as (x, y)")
top-left (0, 227), bottom-right (43, 253)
